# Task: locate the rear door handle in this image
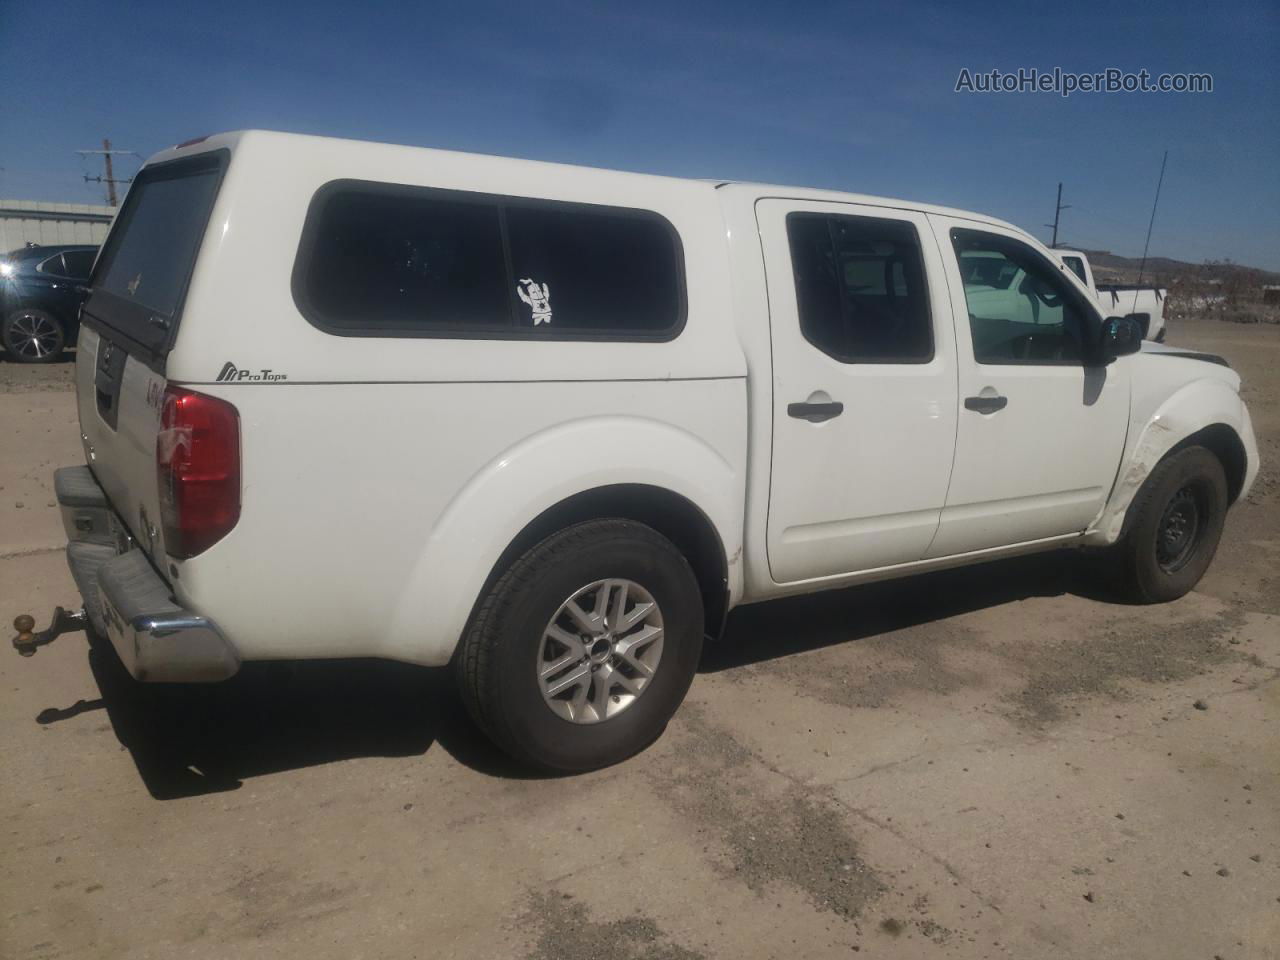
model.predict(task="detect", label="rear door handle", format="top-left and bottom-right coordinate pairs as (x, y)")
top-left (787, 401), bottom-right (844, 423)
top-left (964, 394), bottom-right (1008, 414)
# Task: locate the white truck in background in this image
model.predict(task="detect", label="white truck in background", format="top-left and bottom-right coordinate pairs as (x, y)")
top-left (1056, 249), bottom-right (1168, 341)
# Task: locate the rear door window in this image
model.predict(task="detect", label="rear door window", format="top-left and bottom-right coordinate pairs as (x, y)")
top-left (293, 182), bottom-right (685, 340)
top-left (786, 212), bottom-right (933, 363)
top-left (84, 150), bottom-right (227, 357)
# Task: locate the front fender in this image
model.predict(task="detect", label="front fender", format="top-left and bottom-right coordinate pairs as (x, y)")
top-left (1088, 378), bottom-right (1258, 544)
top-left (388, 416), bottom-right (744, 666)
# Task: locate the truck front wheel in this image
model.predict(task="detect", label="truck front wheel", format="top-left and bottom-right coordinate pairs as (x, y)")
top-left (1114, 446), bottom-right (1228, 603)
top-left (456, 519), bottom-right (704, 772)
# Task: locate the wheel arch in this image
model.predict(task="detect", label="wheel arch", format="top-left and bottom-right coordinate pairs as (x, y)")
top-left (473, 484), bottom-right (731, 643)
top-left (1168, 423), bottom-right (1248, 505)
top-left (4, 302), bottom-right (68, 326)
top-left (1113, 423), bottom-right (1246, 542)
top-left (1092, 375), bottom-right (1254, 544)
top-left (386, 414), bottom-right (744, 666)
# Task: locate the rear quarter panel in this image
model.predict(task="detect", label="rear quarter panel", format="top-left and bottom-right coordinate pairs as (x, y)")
top-left (178, 379), bottom-right (746, 665)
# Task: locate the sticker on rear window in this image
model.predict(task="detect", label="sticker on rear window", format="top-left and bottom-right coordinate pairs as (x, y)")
top-left (516, 278), bottom-right (552, 325)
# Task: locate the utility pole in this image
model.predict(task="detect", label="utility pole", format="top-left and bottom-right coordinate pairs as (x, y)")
top-left (77, 139), bottom-right (135, 206)
top-left (1045, 182), bottom-right (1071, 248)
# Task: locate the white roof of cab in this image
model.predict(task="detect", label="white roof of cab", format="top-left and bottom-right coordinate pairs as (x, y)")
top-left (149, 129), bottom-right (1034, 245)
top-left (712, 180), bottom-right (1027, 237)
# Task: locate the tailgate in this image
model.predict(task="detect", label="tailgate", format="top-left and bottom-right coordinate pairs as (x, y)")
top-left (76, 327), bottom-right (169, 564)
top-left (74, 150), bottom-right (228, 569)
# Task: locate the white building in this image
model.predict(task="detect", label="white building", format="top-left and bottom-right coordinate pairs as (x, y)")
top-left (0, 199), bottom-right (115, 250)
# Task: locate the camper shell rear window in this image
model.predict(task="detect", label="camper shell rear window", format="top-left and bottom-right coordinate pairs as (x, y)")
top-left (291, 180), bottom-right (686, 341)
top-left (82, 149), bottom-right (228, 360)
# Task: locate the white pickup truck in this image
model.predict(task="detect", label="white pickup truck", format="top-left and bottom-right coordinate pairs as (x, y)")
top-left (1056, 249), bottom-right (1168, 341)
top-left (15, 131), bottom-right (1258, 772)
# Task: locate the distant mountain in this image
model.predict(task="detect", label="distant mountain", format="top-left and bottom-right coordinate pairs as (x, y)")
top-left (1077, 249), bottom-right (1280, 284)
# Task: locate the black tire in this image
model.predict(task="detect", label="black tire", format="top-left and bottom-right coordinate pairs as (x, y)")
top-left (456, 519), bottom-right (704, 773)
top-left (3, 308), bottom-right (65, 363)
top-left (1113, 445), bottom-right (1228, 603)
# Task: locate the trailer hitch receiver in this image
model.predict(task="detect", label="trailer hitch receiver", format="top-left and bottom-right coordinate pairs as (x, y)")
top-left (12, 607), bottom-right (87, 657)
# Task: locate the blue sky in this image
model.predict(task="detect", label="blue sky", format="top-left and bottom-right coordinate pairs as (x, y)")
top-left (2, 0), bottom-right (1276, 268)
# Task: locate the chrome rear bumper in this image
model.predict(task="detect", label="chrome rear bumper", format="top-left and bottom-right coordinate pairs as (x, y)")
top-left (56, 466), bottom-right (239, 682)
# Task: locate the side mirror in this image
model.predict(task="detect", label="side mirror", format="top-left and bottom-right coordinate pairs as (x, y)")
top-left (1100, 315), bottom-right (1143, 362)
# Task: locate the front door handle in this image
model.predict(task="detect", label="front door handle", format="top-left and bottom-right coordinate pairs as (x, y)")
top-left (964, 394), bottom-right (1008, 414)
top-left (788, 400), bottom-right (844, 423)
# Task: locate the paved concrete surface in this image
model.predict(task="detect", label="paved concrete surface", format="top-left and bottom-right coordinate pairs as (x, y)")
top-left (1, 317), bottom-right (1277, 959)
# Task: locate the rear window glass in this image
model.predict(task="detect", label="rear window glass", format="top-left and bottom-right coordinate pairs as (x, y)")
top-left (293, 182), bottom-right (685, 340)
top-left (1062, 256), bottom-right (1087, 284)
top-left (62, 249), bottom-right (97, 279)
top-left (38, 253), bottom-right (67, 275)
top-left (95, 159), bottom-right (222, 317)
top-left (787, 212), bottom-right (933, 363)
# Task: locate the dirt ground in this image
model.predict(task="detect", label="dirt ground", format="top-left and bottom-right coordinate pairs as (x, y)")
top-left (1, 317), bottom-right (1277, 960)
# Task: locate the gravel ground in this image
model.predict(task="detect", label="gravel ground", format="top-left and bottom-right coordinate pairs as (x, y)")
top-left (0, 352), bottom-right (76, 394)
top-left (1, 316), bottom-right (1277, 959)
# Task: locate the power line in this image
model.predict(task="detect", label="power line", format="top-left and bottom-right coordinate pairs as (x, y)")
top-left (75, 138), bottom-right (138, 206)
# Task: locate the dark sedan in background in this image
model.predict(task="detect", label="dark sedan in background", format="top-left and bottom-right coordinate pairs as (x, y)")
top-left (1, 243), bottom-right (98, 362)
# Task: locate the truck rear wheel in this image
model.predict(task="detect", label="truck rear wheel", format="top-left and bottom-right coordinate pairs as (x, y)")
top-left (456, 519), bottom-right (704, 772)
top-left (1114, 446), bottom-right (1227, 603)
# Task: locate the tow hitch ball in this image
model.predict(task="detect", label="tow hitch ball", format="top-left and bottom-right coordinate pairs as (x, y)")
top-left (11, 607), bottom-right (87, 657)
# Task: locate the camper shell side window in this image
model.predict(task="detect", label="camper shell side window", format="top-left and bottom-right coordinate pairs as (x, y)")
top-left (291, 180), bottom-right (687, 342)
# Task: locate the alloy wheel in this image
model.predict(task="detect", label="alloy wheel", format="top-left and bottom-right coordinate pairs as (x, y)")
top-left (4, 313), bottom-right (61, 361)
top-left (537, 578), bottom-right (665, 724)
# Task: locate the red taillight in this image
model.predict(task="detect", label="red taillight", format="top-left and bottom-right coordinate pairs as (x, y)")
top-left (157, 386), bottom-right (241, 559)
